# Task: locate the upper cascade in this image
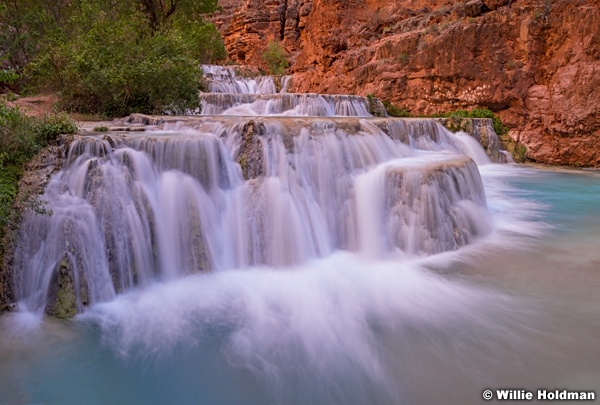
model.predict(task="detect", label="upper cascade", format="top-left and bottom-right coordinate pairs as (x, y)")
top-left (198, 65), bottom-right (385, 117)
top-left (202, 65), bottom-right (291, 94)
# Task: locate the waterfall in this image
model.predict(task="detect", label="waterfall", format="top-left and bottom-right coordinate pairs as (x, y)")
top-left (202, 65), bottom-right (291, 94)
top-left (13, 66), bottom-right (503, 316)
top-left (199, 65), bottom-right (372, 116)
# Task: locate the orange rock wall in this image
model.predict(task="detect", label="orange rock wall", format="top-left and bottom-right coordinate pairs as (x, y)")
top-left (213, 0), bottom-right (600, 166)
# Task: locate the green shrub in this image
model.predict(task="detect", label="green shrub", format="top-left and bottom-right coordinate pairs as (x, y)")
top-left (27, 10), bottom-right (204, 118)
top-left (1, 102), bottom-right (77, 166)
top-left (0, 68), bottom-right (19, 86)
top-left (172, 22), bottom-right (227, 63)
top-left (382, 100), bottom-right (411, 117)
top-left (93, 126), bottom-right (109, 132)
top-left (0, 103), bottom-right (38, 163)
top-left (18, 0), bottom-right (226, 118)
top-left (35, 113), bottom-right (78, 143)
top-left (1, 0), bottom-right (224, 77)
top-left (514, 143), bottom-right (527, 163)
top-left (1, 102), bottom-right (77, 251)
top-left (262, 41), bottom-right (289, 75)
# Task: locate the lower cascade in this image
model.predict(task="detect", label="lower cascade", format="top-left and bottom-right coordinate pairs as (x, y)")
top-left (11, 67), bottom-right (503, 317)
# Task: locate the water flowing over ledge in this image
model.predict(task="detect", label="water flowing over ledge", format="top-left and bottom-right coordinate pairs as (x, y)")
top-left (13, 118), bottom-right (491, 316)
top-left (202, 64), bottom-right (291, 94)
top-left (8, 66), bottom-right (508, 317)
top-left (197, 93), bottom-right (375, 116)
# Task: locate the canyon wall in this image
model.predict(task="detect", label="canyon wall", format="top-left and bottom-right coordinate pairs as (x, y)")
top-left (212, 0), bottom-right (600, 166)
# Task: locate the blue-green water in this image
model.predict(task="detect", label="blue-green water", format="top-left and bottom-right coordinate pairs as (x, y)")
top-left (1, 165), bottom-right (600, 405)
top-left (509, 167), bottom-right (600, 231)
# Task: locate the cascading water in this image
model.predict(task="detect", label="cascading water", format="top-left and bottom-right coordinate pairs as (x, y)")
top-left (13, 112), bottom-right (494, 315)
top-left (199, 65), bottom-right (377, 116)
top-left (202, 65), bottom-right (291, 94)
top-left (4, 66), bottom-right (599, 405)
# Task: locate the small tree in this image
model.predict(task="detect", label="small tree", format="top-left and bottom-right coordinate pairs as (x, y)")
top-left (262, 41), bottom-right (289, 75)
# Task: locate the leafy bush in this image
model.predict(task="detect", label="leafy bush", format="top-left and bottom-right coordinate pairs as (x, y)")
top-left (1, 105), bottom-right (77, 157)
top-left (1, 102), bottom-right (77, 244)
top-left (366, 94), bottom-right (386, 117)
top-left (6, 0), bottom-right (225, 118)
top-left (1, 0), bottom-right (224, 69)
top-left (383, 100), bottom-right (411, 117)
top-left (0, 103), bottom-right (38, 163)
top-left (262, 41), bottom-right (289, 75)
top-left (28, 9), bottom-right (205, 117)
top-left (172, 22), bottom-right (227, 63)
top-left (35, 113), bottom-right (78, 143)
top-left (0, 68), bottom-right (19, 86)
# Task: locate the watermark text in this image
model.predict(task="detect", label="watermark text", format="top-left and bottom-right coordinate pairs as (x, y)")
top-left (482, 389), bottom-right (596, 401)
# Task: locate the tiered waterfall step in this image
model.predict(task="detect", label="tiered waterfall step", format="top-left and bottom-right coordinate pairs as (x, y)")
top-left (196, 93), bottom-right (378, 116)
top-left (202, 64), bottom-right (291, 94)
top-left (120, 114), bottom-right (501, 163)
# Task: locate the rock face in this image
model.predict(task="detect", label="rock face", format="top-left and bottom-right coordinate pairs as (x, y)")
top-left (214, 0), bottom-right (600, 166)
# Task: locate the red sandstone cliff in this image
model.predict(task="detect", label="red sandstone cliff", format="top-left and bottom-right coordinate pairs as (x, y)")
top-left (212, 0), bottom-right (600, 166)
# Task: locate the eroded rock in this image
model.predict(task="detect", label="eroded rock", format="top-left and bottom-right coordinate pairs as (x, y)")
top-left (237, 120), bottom-right (265, 179)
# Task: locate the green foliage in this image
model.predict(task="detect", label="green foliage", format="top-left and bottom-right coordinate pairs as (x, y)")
top-left (93, 126), bottom-right (109, 132)
top-left (1, 102), bottom-right (76, 248)
top-left (0, 163), bottom-right (20, 248)
top-left (432, 108), bottom-right (508, 136)
top-left (2, 0), bottom-right (226, 117)
top-left (514, 143), bottom-right (527, 163)
top-left (0, 102), bottom-right (77, 166)
top-left (0, 103), bottom-right (38, 163)
top-left (27, 7), bottom-right (207, 117)
top-left (382, 100), bottom-right (411, 117)
top-left (0, 68), bottom-right (19, 86)
top-left (172, 22), bottom-right (227, 63)
top-left (262, 41), bottom-right (289, 75)
top-left (138, 0), bottom-right (219, 30)
top-left (35, 113), bottom-right (78, 142)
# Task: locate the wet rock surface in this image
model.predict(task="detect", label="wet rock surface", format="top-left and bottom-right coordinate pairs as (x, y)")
top-left (45, 255), bottom-right (79, 319)
top-left (237, 120), bottom-right (265, 180)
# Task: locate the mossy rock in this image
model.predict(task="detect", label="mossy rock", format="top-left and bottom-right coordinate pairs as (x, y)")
top-left (366, 95), bottom-right (387, 117)
top-left (45, 255), bottom-right (77, 319)
top-left (438, 117), bottom-right (474, 134)
top-left (513, 143), bottom-right (528, 163)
